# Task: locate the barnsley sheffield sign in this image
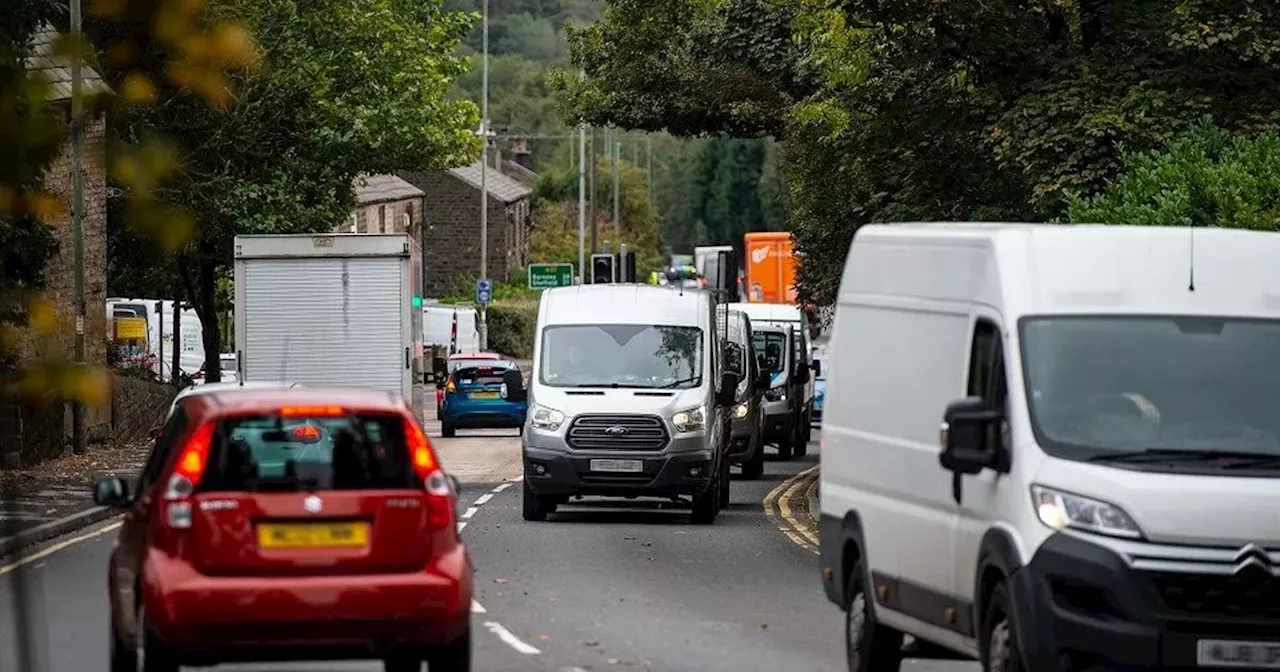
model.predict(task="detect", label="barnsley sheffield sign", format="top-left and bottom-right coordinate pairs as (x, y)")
top-left (527, 263), bottom-right (574, 289)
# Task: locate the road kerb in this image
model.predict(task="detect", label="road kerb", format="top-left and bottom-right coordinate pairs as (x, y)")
top-left (0, 506), bottom-right (122, 560)
top-left (764, 466), bottom-right (820, 555)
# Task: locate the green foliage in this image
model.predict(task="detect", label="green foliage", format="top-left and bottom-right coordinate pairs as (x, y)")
top-left (1068, 122), bottom-right (1280, 230)
top-left (96, 0), bottom-right (481, 380)
top-left (485, 300), bottom-right (539, 359)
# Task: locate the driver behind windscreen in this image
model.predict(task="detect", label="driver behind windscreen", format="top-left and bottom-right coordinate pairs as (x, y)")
top-left (1030, 349), bottom-right (1161, 449)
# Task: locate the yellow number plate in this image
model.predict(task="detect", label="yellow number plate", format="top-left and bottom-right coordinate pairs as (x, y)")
top-left (469, 391), bottom-right (501, 400)
top-left (256, 522), bottom-right (369, 549)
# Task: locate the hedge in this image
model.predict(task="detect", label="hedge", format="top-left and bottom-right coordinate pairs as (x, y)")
top-left (486, 300), bottom-right (538, 359)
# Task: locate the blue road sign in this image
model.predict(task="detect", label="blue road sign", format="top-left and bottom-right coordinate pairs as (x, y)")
top-left (476, 278), bottom-right (492, 305)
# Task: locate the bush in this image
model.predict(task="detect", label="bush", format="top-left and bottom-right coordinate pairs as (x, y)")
top-left (1067, 120), bottom-right (1280, 230)
top-left (485, 300), bottom-right (539, 360)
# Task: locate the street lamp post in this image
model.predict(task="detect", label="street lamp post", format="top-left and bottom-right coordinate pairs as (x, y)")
top-left (70, 0), bottom-right (87, 455)
top-left (477, 0), bottom-right (489, 351)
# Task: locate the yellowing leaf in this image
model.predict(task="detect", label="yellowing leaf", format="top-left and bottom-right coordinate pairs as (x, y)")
top-left (89, 0), bottom-right (128, 17)
top-left (29, 300), bottom-right (59, 335)
top-left (28, 194), bottom-right (64, 222)
top-left (211, 24), bottom-right (257, 67)
top-left (121, 73), bottom-right (158, 105)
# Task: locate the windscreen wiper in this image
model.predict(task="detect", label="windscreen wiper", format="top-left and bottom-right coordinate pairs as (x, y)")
top-left (659, 376), bottom-right (701, 389)
top-left (572, 382), bottom-right (652, 389)
top-left (1089, 448), bottom-right (1280, 467)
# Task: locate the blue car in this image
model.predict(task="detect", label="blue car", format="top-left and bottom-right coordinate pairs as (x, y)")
top-left (440, 359), bottom-right (528, 437)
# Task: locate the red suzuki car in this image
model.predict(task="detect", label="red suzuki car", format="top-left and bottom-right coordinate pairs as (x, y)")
top-left (93, 387), bottom-right (471, 672)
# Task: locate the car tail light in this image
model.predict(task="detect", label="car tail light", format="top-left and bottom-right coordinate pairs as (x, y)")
top-left (164, 421), bottom-right (215, 529)
top-left (403, 417), bottom-right (453, 529)
top-left (445, 376), bottom-right (456, 392)
top-left (291, 425), bottom-right (322, 443)
top-left (280, 405), bottom-right (346, 417)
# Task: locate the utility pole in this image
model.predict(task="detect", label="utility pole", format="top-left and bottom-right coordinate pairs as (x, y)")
top-left (589, 128), bottom-right (598, 254)
top-left (646, 135), bottom-right (653, 203)
top-left (477, 0), bottom-right (489, 351)
top-left (612, 128), bottom-right (620, 233)
top-left (577, 122), bottom-right (586, 283)
top-left (70, 0), bottom-right (87, 455)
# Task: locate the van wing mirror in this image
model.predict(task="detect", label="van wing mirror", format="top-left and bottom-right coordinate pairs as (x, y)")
top-left (938, 397), bottom-right (1006, 475)
top-left (717, 371), bottom-right (740, 406)
top-left (812, 360), bottom-right (821, 378)
top-left (755, 370), bottom-right (771, 392)
top-left (432, 357), bottom-right (447, 387)
top-left (793, 363), bottom-right (810, 385)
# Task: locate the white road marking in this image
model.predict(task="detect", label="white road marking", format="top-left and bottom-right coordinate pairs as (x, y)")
top-left (0, 521), bottom-right (122, 576)
top-left (485, 621), bottom-right (542, 655)
top-left (471, 599), bottom-right (487, 613)
top-left (492, 483), bottom-right (513, 493)
top-left (461, 506), bottom-right (480, 519)
top-left (457, 521), bottom-right (468, 532)
top-left (474, 493), bottom-right (494, 506)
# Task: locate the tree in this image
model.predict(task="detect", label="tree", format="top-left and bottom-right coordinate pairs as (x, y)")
top-left (93, 0), bottom-right (480, 381)
top-left (1068, 121), bottom-right (1280, 230)
top-left (562, 0), bottom-right (1280, 305)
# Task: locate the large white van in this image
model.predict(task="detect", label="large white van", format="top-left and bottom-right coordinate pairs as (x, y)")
top-left (523, 284), bottom-right (740, 524)
top-left (726, 302), bottom-right (816, 443)
top-left (820, 223), bottom-right (1280, 672)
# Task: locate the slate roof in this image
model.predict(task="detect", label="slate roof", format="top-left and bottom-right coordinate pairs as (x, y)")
top-left (354, 174), bottom-right (425, 206)
top-left (26, 24), bottom-right (112, 102)
top-left (447, 161), bottom-right (533, 204)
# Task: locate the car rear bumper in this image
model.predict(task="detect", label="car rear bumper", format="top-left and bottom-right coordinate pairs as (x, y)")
top-left (522, 445), bottom-right (715, 498)
top-left (443, 411), bottom-right (526, 428)
top-left (142, 544), bottom-right (471, 657)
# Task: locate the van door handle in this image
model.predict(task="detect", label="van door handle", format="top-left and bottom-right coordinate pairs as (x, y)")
top-left (405, 347), bottom-right (410, 369)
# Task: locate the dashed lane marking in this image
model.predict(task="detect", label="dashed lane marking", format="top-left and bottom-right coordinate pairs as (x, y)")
top-left (471, 599), bottom-right (487, 613)
top-left (461, 506), bottom-right (480, 520)
top-left (764, 466), bottom-right (820, 555)
top-left (485, 621), bottom-right (543, 655)
top-left (474, 493), bottom-right (494, 506)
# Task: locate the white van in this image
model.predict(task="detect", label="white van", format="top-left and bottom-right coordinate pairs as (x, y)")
top-left (523, 284), bottom-right (740, 524)
top-left (726, 302), bottom-right (816, 442)
top-left (820, 223), bottom-right (1280, 672)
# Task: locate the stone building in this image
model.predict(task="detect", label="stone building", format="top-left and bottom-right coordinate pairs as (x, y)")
top-left (399, 158), bottom-right (534, 297)
top-left (338, 174), bottom-right (425, 241)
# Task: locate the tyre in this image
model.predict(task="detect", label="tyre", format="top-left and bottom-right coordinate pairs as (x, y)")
top-left (384, 656), bottom-right (423, 672)
top-left (425, 625), bottom-right (472, 672)
top-left (980, 582), bottom-right (1025, 672)
top-left (441, 423), bottom-right (456, 438)
top-left (844, 560), bottom-right (904, 672)
top-left (718, 458), bottom-right (731, 507)
top-left (803, 409), bottom-right (814, 443)
top-left (776, 433), bottom-right (794, 460)
top-left (521, 479), bottom-right (554, 521)
top-left (137, 604), bottom-right (180, 672)
top-left (741, 440), bottom-right (765, 480)
top-left (109, 616), bottom-right (136, 672)
top-left (691, 478), bottom-right (719, 524)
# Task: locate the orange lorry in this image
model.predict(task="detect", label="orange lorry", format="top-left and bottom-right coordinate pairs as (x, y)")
top-left (743, 231), bottom-right (797, 303)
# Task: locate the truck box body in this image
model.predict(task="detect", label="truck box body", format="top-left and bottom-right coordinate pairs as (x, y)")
top-left (234, 233), bottom-right (425, 417)
top-left (743, 232), bottom-right (796, 303)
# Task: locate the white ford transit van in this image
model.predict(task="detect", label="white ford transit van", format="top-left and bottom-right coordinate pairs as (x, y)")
top-left (820, 223), bottom-right (1280, 672)
top-left (523, 284), bottom-right (740, 524)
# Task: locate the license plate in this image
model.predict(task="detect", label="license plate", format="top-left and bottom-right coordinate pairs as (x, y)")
top-left (256, 522), bottom-right (369, 549)
top-left (590, 459), bottom-right (643, 473)
top-left (1198, 640), bottom-right (1280, 668)
top-left (469, 391), bottom-right (501, 400)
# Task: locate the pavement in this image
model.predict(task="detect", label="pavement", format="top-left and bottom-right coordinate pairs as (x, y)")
top-left (0, 422), bottom-right (978, 671)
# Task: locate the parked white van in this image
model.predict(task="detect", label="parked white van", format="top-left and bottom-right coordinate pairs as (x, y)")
top-left (523, 284), bottom-right (740, 524)
top-left (820, 223), bottom-right (1280, 672)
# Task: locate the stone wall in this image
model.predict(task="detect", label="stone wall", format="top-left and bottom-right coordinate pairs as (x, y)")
top-left (398, 171), bottom-right (527, 297)
top-left (340, 197), bottom-right (423, 242)
top-left (110, 374), bottom-right (176, 444)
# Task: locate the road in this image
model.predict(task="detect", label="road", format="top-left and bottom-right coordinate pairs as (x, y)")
top-left (0, 423), bottom-right (978, 672)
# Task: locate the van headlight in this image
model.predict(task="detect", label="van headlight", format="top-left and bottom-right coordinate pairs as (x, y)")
top-left (671, 407), bottom-right (706, 433)
top-left (530, 405), bottom-right (565, 431)
top-left (732, 403), bottom-right (749, 419)
top-left (1031, 485), bottom-right (1142, 539)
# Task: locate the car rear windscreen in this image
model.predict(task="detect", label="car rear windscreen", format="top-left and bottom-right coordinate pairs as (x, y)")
top-left (200, 413), bottom-right (417, 492)
top-left (454, 365), bottom-right (512, 385)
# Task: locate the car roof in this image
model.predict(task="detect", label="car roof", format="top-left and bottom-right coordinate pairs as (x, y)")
top-left (175, 381), bottom-right (297, 400)
top-left (450, 352), bottom-right (500, 360)
top-left (185, 386), bottom-right (409, 417)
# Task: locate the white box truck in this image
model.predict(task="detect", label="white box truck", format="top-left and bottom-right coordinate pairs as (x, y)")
top-left (233, 233), bottom-right (426, 417)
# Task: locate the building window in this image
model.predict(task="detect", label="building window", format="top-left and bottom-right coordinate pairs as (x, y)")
top-left (379, 205), bottom-right (387, 233)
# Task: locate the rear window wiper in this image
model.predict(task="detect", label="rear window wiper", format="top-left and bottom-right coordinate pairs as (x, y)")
top-left (1089, 448), bottom-right (1280, 467)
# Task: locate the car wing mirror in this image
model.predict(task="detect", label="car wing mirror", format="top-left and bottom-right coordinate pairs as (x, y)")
top-left (502, 368), bottom-right (527, 402)
top-left (92, 476), bottom-right (131, 508)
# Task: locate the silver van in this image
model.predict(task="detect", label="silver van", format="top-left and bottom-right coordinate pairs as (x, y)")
top-left (716, 306), bottom-right (771, 479)
top-left (522, 284), bottom-right (739, 524)
top-left (754, 323), bottom-right (812, 459)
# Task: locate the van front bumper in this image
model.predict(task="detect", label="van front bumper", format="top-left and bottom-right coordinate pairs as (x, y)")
top-left (1011, 531), bottom-right (1280, 671)
top-left (522, 445), bottom-right (716, 498)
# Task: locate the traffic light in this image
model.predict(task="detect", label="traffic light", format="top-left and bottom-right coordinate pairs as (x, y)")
top-left (619, 251), bottom-right (637, 283)
top-left (591, 253), bottom-right (615, 284)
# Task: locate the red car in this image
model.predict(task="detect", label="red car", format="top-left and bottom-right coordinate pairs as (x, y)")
top-left (93, 387), bottom-right (471, 672)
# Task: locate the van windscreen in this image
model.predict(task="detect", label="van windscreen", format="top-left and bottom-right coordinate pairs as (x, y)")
top-left (540, 324), bottom-right (703, 389)
top-left (200, 413), bottom-right (417, 492)
top-left (754, 332), bottom-right (786, 374)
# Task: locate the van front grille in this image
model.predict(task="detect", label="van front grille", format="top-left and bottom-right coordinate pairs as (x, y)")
top-left (566, 414), bottom-right (669, 451)
top-left (1147, 571), bottom-right (1280, 620)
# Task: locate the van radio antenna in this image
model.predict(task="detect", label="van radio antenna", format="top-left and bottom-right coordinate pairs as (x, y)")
top-left (1187, 217), bottom-right (1196, 292)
